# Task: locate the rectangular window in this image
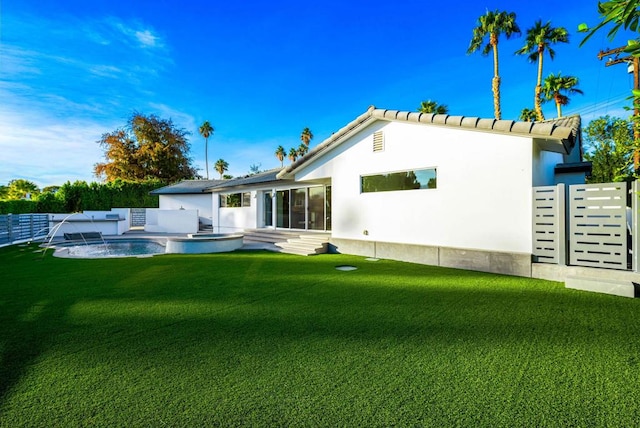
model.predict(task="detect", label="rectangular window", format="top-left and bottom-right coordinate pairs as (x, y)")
top-left (220, 192), bottom-right (251, 208)
top-left (361, 168), bottom-right (437, 193)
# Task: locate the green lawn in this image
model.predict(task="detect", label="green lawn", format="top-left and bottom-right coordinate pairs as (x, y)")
top-left (1, 243), bottom-right (639, 427)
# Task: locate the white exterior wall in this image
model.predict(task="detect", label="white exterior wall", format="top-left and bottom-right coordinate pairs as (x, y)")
top-left (216, 190), bottom-right (258, 232)
top-left (159, 194), bottom-right (213, 226)
top-left (295, 121), bottom-right (541, 254)
top-left (49, 210), bottom-right (129, 236)
top-left (144, 209), bottom-right (199, 233)
top-left (532, 144), bottom-right (564, 187)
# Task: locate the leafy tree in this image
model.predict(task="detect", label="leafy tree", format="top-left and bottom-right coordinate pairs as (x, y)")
top-left (579, 0), bottom-right (640, 169)
top-left (542, 73), bottom-right (583, 117)
top-left (418, 100), bottom-right (449, 114)
top-left (467, 10), bottom-right (521, 119)
top-left (95, 112), bottom-right (197, 183)
top-left (515, 20), bottom-right (569, 121)
top-left (579, 0), bottom-right (640, 58)
top-left (199, 121), bottom-right (215, 180)
top-left (300, 127), bottom-right (314, 146)
top-left (214, 159), bottom-right (229, 179)
top-left (583, 116), bottom-right (634, 182)
top-left (519, 108), bottom-right (538, 122)
top-left (288, 147), bottom-right (298, 163)
top-left (275, 145), bottom-right (286, 167)
top-left (42, 185), bottom-right (60, 194)
top-left (6, 179), bottom-right (40, 200)
top-left (0, 185), bottom-right (7, 200)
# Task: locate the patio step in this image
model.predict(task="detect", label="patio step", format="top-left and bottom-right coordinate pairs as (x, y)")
top-left (565, 276), bottom-right (637, 298)
top-left (275, 235), bottom-right (331, 256)
top-left (243, 229), bottom-right (303, 244)
top-left (242, 229), bottom-right (331, 256)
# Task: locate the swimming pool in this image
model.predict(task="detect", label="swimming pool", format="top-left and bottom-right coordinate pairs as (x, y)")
top-left (55, 240), bottom-right (166, 258)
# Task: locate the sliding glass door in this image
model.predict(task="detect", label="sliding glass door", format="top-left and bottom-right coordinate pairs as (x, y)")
top-left (276, 190), bottom-right (289, 228)
top-left (274, 186), bottom-right (331, 231)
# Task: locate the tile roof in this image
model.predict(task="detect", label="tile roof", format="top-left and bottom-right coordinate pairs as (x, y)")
top-left (278, 106), bottom-right (581, 179)
top-left (149, 179), bottom-right (225, 195)
top-left (206, 168), bottom-right (291, 191)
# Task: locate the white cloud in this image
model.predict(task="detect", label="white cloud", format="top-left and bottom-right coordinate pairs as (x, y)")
top-left (106, 18), bottom-right (165, 50)
top-left (135, 30), bottom-right (161, 48)
top-left (0, 107), bottom-right (111, 187)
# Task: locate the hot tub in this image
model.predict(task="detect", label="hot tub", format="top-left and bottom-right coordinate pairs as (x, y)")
top-left (165, 233), bottom-right (244, 254)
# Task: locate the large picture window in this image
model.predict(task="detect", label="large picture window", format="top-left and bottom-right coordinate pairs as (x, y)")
top-left (220, 192), bottom-right (251, 208)
top-left (361, 168), bottom-right (437, 193)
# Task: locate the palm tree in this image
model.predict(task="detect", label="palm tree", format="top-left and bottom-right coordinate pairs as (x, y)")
top-left (214, 158), bottom-right (229, 179)
top-left (297, 143), bottom-right (309, 157)
top-left (300, 127), bottom-right (313, 146)
top-left (467, 10), bottom-right (521, 119)
top-left (519, 108), bottom-right (538, 122)
top-left (418, 100), bottom-right (449, 114)
top-left (515, 20), bottom-right (569, 121)
top-left (275, 145), bottom-right (286, 167)
top-left (288, 148), bottom-right (298, 164)
top-left (198, 121), bottom-right (214, 179)
top-left (542, 73), bottom-right (583, 118)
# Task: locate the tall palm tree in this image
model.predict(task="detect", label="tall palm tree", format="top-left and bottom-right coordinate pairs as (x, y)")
top-left (515, 20), bottom-right (569, 121)
top-left (275, 145), bottom-right (286, 167)
top-left (300, 127), bottom-right (313, 146)
top-left (297, 143), bottom-right (309, 157)
top-left (519, 108), bottom-right (538, 122)
top-left (288, 148), bottom-right (298, 164)
top-left (467, 10), bottom-right (521, 119)
top-left (214, 158), bottom-right (229, 179)
top-left (198, 121), bottom-right (214, 179)
top-left (418, 100), bottom-right (449, 114)
top-left (542, 73), bottom-right (583, 118)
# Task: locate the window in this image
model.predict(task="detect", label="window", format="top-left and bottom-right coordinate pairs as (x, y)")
top-left (361, 168), bottom-right (437, 193)
top-left (220, 192), bottom-right (251, 207)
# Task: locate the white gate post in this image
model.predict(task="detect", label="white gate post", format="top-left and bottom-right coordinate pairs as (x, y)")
top-left (557, 183), bottom-right (566, 266)
top-left (633, 180), bottom-right (639, 272)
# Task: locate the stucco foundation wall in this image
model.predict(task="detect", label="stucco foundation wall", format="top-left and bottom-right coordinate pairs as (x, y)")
top-left (330, 237), bottom-right (532, 277)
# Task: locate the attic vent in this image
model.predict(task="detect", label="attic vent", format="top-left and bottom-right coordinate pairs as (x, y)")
top-left (373, 131), bottom-right (384, 152)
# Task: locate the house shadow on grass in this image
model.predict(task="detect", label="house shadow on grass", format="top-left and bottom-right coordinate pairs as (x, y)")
top-left (1, 248), bottom-right (640, 424)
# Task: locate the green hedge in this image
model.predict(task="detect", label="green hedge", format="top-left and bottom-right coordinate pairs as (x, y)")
top-left (0, 180), bottom-right (161, 214)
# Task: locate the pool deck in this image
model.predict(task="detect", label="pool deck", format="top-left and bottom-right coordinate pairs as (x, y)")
top-left (117, 229), bottom-right (281, 252)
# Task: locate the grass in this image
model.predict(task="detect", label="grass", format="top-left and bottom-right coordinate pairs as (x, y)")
top-left (1, 243), bottom-right (640, 427)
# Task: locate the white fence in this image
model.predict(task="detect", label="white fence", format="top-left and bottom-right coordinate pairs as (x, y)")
top-left (533, 181), bottom-right (639, 272)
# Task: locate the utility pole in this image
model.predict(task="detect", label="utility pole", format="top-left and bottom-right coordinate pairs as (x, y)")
top-left (598, 46), bottom-right (640, 171)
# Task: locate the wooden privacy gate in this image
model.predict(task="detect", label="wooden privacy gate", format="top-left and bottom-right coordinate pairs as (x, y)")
top-left (533, 181), bottom-right (638, 271)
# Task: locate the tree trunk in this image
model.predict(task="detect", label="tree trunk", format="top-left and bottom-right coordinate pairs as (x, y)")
top-left (554, 94), bottom-right (563, 118)
top-left (535, 47), bottom-right (544, 121)
top-left (491, 39), bottom-right (501, 120)
top-left (492, 76), bottom-right (501, 120)
top-left (534, 85), bottom-right (545, 121)
top-left (205, 138), bottom-right (209, 180)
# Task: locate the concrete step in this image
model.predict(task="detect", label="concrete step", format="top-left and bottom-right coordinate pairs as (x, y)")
top-left (565, 276), bottom-right (637, 298)
top-left (275, 241), bottom-right (327, 253)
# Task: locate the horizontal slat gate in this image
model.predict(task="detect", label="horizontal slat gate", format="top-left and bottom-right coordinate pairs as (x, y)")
top-left (0, 214), bottom-right (49, 245)
top-left (569, 183), bottom-right (628, 270)
top-left (532, 185), bottom-right (564, 264)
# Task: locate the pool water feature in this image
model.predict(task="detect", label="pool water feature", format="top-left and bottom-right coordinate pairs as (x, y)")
top-left (56, 240), bottom-right (166, 258)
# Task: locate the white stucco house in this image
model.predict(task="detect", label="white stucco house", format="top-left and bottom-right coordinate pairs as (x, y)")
top-left (151, 106), bottom-right (587, 276)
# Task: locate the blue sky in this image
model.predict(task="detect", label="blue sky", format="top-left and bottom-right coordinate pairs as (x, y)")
top-left (1, 0), bottom-right (637, 187)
